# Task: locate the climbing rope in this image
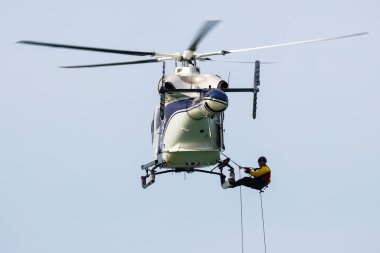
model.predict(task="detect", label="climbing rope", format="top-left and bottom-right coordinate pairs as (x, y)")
top-left (259, 191), bottom-right (267, 253)
top-left (238, 167), bottom-right (244, 253)
top-left (221, 153), bottom-right (244, 253)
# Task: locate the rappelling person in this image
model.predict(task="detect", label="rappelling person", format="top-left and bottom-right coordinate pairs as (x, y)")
top-left (222, 156), bottom-right (271, 190)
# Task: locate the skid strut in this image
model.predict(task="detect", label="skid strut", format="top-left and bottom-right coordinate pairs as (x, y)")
top-left (140, 158), bottom-right (236, 189)
top-left (141, 160), bottom-right (162, 189)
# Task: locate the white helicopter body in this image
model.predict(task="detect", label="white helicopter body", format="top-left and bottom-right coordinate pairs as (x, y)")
top-left (152, 66), bottom-right (228, 169)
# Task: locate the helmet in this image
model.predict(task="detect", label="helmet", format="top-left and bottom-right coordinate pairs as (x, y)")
top-left (258, 156), bottom-right (267, 163)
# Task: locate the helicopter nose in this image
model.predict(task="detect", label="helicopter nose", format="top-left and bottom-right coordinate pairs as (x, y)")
top-left (203, 89), bottom-right (228, 113)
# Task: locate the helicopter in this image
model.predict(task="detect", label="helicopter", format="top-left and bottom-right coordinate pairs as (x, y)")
top-left (18, 20), bottom-right (367, 189)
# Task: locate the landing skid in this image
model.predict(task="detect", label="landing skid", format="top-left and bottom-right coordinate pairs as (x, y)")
top-left (141, 158), bottom-right (236, 189)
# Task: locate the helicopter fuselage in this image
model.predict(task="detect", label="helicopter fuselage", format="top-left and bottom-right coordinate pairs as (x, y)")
top-left (152, 66), bottom-right (229, 168)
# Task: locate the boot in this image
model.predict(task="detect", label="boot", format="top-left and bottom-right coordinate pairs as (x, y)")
top-left (222, 178), bottom-right (235, 189)
top-left (222, 180), bottom-right (232, 189)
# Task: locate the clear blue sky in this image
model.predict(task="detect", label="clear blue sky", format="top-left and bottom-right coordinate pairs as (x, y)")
top-left (1, 1), bottom-right (379, 253)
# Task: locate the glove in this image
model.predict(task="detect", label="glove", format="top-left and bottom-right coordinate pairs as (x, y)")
top-left (244, 168), bottom-right (251, 174)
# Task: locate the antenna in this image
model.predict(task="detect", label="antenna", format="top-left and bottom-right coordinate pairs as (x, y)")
top-left (162, 61), bottom-right (166, 79)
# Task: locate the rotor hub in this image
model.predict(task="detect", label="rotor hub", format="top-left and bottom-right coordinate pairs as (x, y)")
top-left (182, 50), bottom-right (195, 61)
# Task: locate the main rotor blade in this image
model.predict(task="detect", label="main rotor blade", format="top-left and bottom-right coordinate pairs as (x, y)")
top-left (200, 58), bottom-right (276, 64)
top-left (227, 32), bottom-right (368, 54)
top-left (188, 20), bottom-right (221, 51)
top-left (18, 40), bottom-right (156, 56)
top-left (196, 32), bottom-right (368, 58)
top-left (61, 59), bottom-right (160, 68)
